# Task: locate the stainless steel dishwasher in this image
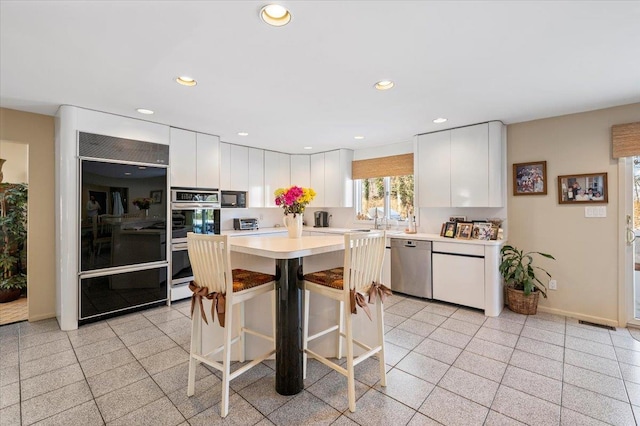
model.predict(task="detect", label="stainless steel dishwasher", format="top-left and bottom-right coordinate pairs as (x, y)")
top-left (390, 239), bottom-right (432, 298)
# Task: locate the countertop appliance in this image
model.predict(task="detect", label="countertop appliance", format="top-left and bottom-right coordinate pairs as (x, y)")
top-left (314, 211), bottom-right (330, 227)
top-left (234, 218), bottom-right (259, 230)
top-left (221, 190), bottom-right (247, 208)
top-left (391, 238), bottom-right (432, 298)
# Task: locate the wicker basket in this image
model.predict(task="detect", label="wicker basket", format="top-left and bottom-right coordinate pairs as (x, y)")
top-left (506, 287), bottom-right (540, 315)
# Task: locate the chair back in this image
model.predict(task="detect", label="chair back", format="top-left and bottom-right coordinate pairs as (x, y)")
top-left (343, 231), bottom-right (386, 293)
top-left (187, 233), bottom-right (231, 295)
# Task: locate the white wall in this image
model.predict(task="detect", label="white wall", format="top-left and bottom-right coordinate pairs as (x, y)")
top-left (0, 140), bottom-right (29, 183)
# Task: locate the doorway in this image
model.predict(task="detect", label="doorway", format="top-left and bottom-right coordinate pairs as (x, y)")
top-left (0, 141), bottom-right (29, 325)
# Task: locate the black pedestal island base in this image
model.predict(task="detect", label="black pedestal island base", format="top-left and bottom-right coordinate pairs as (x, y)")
top-left (274, 258), bottom-right (304, 395)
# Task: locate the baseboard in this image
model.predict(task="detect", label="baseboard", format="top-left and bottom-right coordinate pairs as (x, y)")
top-left (28, 312), bottom-right (57, 323)
top-left (536, 306), bottom-right (619, 328)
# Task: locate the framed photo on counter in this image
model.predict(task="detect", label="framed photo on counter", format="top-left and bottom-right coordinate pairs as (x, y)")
top-left (513, 161), bottom-right (547, 195)
top-left (473, 222), bottom-right (492, 240)
top-left (455, 222), bottom-right (473, 239)
top-left (443, 222), bottom-right (457, 238)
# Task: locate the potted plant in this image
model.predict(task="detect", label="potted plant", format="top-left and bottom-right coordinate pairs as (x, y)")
top-left (0, 183), bottom-right (28, 303)
top-left (499, 244), bottom-right (555, 315)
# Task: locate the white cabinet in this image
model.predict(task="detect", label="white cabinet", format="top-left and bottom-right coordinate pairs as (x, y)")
top-left (196, 133), bottom-right (220, 189)
top-left (170, 128), bottom-right (220, 189)
top-left (433, 252), bottom-right (484, 310)
top-left (310, 153), bottom-right (325, 207)
top-left (290, 155), bottom-right (310, 188)
top-left (309, 149), bottom-right (353, 208)
top-left (416, 121), bottom-right (504, 207)
top-left (264, 151), bottom-right (290, 207)
top-left (417, 130), bottom-right (451, 207)
top-left (248, 148), bottom-right (264, 208)
top-left (220, 143), bottom-right (249, 191)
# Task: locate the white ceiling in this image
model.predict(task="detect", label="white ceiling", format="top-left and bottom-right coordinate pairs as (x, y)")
top-left (1, 1), bottom-right (639, 154)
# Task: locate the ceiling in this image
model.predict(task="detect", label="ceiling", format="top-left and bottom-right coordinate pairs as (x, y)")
top-left (1, 1), bottom-right (639, 154)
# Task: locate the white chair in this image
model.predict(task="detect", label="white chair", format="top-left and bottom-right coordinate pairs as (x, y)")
top-left (186, 233), bottom-right (276, 418)
top-left (302, 231), bottom-right (389, 412)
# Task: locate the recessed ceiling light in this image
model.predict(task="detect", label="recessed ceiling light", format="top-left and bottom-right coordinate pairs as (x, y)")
top-left (138, 166), bottom-right (147, 170)
top-left (433, 117), bottom-right (448, 124)
top-left (124, 172), bottom-right (132, 176)
top-left (354, 136), bottom-right (365, 140)
top-left (303, 146), bottom-right (313, 150)
top-left (260, 4), bottom-right (292, 26)
top-left (374, 80), bottom-right (394, 90)
top-left (136, 108), bottom-right (154, 115)
top-left (237, 132), bottom-right (249, 136)
top-left (176, 76), bottom-right (197, 86)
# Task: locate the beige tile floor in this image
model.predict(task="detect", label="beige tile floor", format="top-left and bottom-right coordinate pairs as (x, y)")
top-left (1, 294), bottom-right (640, 425)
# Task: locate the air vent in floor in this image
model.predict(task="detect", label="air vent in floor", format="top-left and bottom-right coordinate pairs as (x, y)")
top-left (578, 320), bottom-right (616, 331)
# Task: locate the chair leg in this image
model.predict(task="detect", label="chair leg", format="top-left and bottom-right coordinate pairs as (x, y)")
top-left (239, 301), bottom-right (246, 363)
top-left (187, 302), bottom-right (201, 397)
top-left (337, 300), bottom-right (344, 360)
top-left (344, 306), bottom-right (356, 412)
top-left (376, 298), bottom-right (387, 387)
top-left (220, 303), bottom-right (233, 418)
top-left (303, 288), bottom-right (310, 380)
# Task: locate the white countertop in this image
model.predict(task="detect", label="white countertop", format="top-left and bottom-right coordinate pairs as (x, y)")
top-left (229, 235), bottom-right (345, 259)
top-left (223, 226), bottom-right (505, 246)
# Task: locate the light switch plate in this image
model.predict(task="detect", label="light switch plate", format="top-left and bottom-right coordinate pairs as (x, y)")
top-left (585, 206), bottom-right (607, 218)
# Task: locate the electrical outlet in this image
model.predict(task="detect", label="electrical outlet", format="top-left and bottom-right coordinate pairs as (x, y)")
top-left (259, 214), bottom-right (264, 221)
top-left (548, 279), bottom-right (557, 290)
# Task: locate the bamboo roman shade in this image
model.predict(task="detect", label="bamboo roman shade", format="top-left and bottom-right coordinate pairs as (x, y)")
top-left (612, 122), bottom-right (640, 158)
top-left (352, 153), bottom-right (414, 179)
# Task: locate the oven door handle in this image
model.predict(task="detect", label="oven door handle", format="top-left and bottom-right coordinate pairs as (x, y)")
top-left (172, 242), bottom-right (189, 251)
top-left (172, 203), bottom-right (206, 210)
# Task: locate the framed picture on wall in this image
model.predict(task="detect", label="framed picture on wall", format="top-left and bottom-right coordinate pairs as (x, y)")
top-left (513, 161), bottom-right (547, 195)
top-left (557, 172), bottom-right (608, 204)
top-left (150, 190), bottom-right (163, 204)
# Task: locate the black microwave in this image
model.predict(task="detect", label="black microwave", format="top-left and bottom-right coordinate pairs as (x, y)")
top-left (221, 190), bottom-right (247, 208)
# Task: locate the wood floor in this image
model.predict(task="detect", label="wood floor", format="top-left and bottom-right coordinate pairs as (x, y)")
top-left (0, 296), bottom-right (27, 325)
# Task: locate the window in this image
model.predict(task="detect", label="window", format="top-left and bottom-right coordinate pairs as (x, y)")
top-left (352, 153), bottom-right (414, 222)
top-left (355, 175), bottom-right (414, 221)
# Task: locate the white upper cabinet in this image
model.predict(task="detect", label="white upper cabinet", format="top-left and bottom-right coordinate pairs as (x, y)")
top-left (324, 149), bottom-right (353, 207)
top-left (196, 133), bottom-right (220, 189)
top-left (290, 155), bottom-right (310, 188)
top-left (220, 143), bottom-right (249, 191)
top-left (248, 148), bottom-right (264, 208)
top-left (309, 149), bottom-right (353, 208)
top-left (309, 153), bottom-right (325, 207)
top-left (170, 128), bottom-right (220, 189)
top-left (416, 131), bottom-right (451, 207)
top-left (416, 122), bottom-right (504, 208)
top-left (264, 151), bottom-right (290, 207)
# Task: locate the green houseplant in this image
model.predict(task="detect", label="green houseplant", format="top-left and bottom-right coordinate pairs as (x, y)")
top-left (499, 244), bottom-right (555, 315)
top-left (0, 183), bottom-right (28, 303)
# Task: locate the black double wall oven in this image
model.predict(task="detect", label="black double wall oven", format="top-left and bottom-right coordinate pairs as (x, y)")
top-left (170, 188), bottom-right (221, 300)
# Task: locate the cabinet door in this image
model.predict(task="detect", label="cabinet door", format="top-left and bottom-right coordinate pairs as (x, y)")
top-left (196, 133), bottom-right (220, 189)
top-left (324, 150), bottom-right (341, 207)
top-left (451, 123), bottom-right (489, 207)
top-left (290, 154), bottom-right (310, 188)
top-left (417, 132), bottom-right (451, 207)
top-left (248, 148), bottom-right (264, 208)
top-left (264, 151), bottom-right (290, 207)
top-left (487, 121), bottom-right (505, 207)
top-left (309, 153), bottom-right (325, 207)
top-left (170, 128), bottom-right (197, 188)
top-left (229, 145), bottom-right (249, 191)
top-left (432, 253), bottom-right (484, 309)
top-left (219, 142), bottom-right (231, 190)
